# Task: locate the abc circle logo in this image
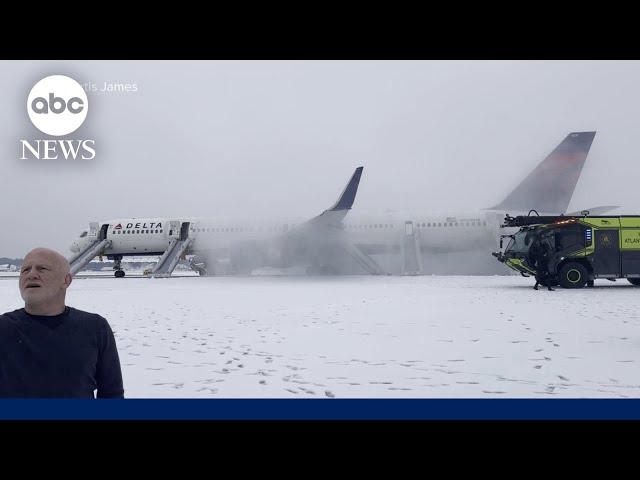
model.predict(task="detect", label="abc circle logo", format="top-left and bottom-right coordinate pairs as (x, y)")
top-left (27, 75), bottom-right (88, 136)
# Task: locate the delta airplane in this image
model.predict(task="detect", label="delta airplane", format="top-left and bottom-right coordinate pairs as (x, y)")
top-left (69, 131), bottom-right (611, 277)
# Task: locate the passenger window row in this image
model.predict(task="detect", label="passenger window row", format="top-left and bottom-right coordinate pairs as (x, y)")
top-left (182, 221), bottom-right (489, 233)
top-left (111, 230), bottom-right (163, 235)
top-left (416, 221), bottom-right (487, 228)
top-left (190, 225), bottom-right (293, 233)
top-left (344, 222), bottom-right (488, 229)
top-left (346, 224), bottom-right (394, 229)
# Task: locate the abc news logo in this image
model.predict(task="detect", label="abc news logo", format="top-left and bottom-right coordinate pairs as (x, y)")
top-left (20, 75), bottom-right (95, 160)
top-left (31, 93), bottom-right (85, 114)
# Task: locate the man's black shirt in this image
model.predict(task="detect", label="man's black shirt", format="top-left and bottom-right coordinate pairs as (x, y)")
top-left (0, 307), bottom-right (124, 398)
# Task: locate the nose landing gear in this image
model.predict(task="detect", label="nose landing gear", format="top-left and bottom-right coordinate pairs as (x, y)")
top-left (112, 255), bottom-right (125, 278)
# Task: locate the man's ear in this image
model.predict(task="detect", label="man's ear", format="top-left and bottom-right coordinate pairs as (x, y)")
top-left (64, 273), bottom-right (72, 288)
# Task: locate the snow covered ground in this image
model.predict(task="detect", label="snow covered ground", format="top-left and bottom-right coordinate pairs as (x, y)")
top-left (1, 274), bottom-right (639, 398)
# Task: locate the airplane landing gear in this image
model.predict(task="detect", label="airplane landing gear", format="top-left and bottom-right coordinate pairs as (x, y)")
top-left (112, 255), bottom-right (125, 278)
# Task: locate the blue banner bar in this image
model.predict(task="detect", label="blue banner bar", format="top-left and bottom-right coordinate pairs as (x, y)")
top-left (1, 399), bottom-right (639, 420)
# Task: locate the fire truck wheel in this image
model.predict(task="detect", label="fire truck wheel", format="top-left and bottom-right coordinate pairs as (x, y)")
top-left (558, 262), bottom-right (588, 289)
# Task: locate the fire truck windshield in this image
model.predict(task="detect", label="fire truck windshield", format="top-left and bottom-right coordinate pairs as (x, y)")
top-left (506, 229), bottom-right (539, 254)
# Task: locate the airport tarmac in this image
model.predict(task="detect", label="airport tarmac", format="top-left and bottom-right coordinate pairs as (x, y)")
top-left (1, 274), bottom-right (639, 398)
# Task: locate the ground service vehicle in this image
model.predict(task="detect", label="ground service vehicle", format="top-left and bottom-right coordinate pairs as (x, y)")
top-left (493, 213), bottom-right (640, 288)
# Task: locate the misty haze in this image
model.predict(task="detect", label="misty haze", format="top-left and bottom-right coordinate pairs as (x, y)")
top-left (4, 61), bottom-right (640, 403)
top-left (2, 61), bottom-right (639, 265)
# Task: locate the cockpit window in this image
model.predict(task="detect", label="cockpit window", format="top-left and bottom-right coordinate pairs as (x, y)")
top-left (79, 231), bottom-right (88, 238)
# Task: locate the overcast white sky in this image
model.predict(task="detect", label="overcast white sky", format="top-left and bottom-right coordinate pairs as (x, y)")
top-left (1, 60), bottom-right (639, 258)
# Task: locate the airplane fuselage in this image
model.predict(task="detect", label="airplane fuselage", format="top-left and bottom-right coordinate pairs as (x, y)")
top-left (68, 132), bottom-right (599, 276)
top-left (70, 210), bottom-right (508, 275)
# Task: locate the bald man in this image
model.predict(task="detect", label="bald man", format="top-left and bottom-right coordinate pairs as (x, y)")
top-left (0, 248), bottom-right (124, 398)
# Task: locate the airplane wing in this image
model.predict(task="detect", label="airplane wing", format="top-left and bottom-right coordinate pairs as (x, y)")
top-left (566, 205), bottom-right (620, 216)
top-left (302, 166), bottom-right (364, 229)
top-left (260, 166), bottom-right (366, 272)
top-left (217, 167), bottom-right (367, 275)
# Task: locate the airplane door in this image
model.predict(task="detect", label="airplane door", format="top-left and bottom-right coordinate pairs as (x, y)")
top-left (180, 222), bottom-right (190, 241)
top-left (89, 222), bottom-right (99, 237)
top-left (98, 224), bottom-right (109, 240)
top-left (168, 221), bottom-right (181, 239)
top-left (403, 221), bottom-right (422, 274)
top-left (405, 221), bottom-right (414, 236)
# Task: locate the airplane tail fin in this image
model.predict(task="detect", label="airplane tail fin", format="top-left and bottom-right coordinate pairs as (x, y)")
top-left (487, 131), bottom-right (596, 214)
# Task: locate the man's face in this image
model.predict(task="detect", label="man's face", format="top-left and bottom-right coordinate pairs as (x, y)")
top-left (19, 250), bottom-right (70, 306)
